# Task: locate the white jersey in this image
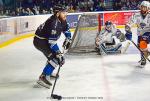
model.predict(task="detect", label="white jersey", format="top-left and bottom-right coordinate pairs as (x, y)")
top-left (98, 24), bottom-right (118, 44)
top-left (127, 11), bottom-right (150, 36)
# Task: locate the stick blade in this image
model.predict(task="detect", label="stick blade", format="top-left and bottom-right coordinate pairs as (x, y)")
top-left (51, 94), bottom-right (62, 100)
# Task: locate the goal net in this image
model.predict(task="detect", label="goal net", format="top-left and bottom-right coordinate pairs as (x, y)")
top-left (68, 13), bottom-right (101, 53)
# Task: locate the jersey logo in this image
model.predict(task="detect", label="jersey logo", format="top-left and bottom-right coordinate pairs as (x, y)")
top-left (51, 30), bottom-right (57, 35)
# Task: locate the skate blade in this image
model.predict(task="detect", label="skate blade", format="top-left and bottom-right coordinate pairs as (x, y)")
top-left (33, 83), bottom-right (44, 88)
top-left (35, 80), bottom-right (51, 89)
top-left (50, 76), bottom-right (59, 80)
top-left (136, 65), bottom-right (145, 68)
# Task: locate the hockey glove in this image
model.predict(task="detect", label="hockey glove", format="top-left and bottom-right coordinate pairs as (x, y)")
top-left (125, 24), bottom-right (132, 40)
top-left (115, 29), bottom-right (126, 42)
top-left (125, 31), bottom-right (132, 40)
top-left (63, 38), bottom-right (72, 50)
top-left (55, 51), bottom-right (65, 66)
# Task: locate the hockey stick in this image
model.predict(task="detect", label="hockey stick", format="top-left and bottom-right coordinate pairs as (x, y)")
top-left (130, 40), bottom-right (150, 62)
top-left (50, 49), bottom-right (68, 100)
top-left (50, 65), bottom-right (62, 100)
top-left (121, 41), bottom-right (130, 54)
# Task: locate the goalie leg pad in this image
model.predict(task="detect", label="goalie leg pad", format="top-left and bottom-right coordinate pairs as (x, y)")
top-left (106, 43), bottom-right (122, 51)
top-left (99, 44), bottom-right (107, 55)
top-left (99, 43), bottom-right (122, 55)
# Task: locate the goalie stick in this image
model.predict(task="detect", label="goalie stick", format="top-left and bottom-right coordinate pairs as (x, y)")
top-left (121, 41), bottom-right (130, 54)
top-left (131, 40), bottom-right (150, 62)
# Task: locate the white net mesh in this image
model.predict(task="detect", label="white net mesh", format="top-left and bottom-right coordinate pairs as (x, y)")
top-left (69, 13), bottom-right (100, 53)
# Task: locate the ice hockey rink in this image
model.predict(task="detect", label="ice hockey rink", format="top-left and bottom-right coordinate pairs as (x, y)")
top-left (0, 29), bottom-right (150, 101)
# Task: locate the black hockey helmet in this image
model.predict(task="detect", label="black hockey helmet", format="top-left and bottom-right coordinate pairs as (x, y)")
top-left (53, 4), bottom-right (67, 14)
top-left (105, 21), bottom-right (112, 26)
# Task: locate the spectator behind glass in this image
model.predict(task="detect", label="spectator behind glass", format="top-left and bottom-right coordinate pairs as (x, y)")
top-left (5, 10), bottom-right (9, 16)
top-left (0, 10), bottom-right (4, 15)
top-left (68, 5), bottom-right (75, 13)
top-left (95, 2), bottom-right (105, 11)
top-left (121, 3), bottom-right (128, 10)
top-left (33, 6), bottom-right (40, 15)
top-left (0, 0), bottom-right (146, 16)
top-left (15, 7), bottom-right (21, 16)
top-left (113, 0), bottom-right (122, 11)
top-left (74, 6), bottom-right (80, 12)
top-left (26, 8), bottom-right (34, 15)
top-left (93, 0), bottom-right (99, 10)
top-left (10, 11), bottom-right (16, 16)
top-left (88, 0), bottom-right (94, 11)
top-left (20, 8), bottom-right (28, 16)
top-left (78, 1), bottom-right (85, 11)
top-left (129, 0), bottom-right (138, 10)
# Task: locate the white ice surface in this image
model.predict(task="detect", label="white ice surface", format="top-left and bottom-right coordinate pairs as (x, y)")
top-left (0, 29), bottom-right (150, 101)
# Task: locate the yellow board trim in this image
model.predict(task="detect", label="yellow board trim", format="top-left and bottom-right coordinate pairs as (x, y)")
top-left (0, 25), bottom-right (136, 48)
top-left (0, 29), bottom-right (75, 48)
top-left (70, 29), bottom-right (75, 32)
top-left (0, 33), bottom-right (34, 48)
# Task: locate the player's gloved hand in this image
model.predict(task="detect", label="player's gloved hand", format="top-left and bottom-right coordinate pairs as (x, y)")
top-left (63, 38), bottom-right (72, 50)
top-left (125, 31), bottom-right (132, 40)
top-left (55, 51), bottom-right (65, 66)
top-left (125, 24), bottom-right (132, 40)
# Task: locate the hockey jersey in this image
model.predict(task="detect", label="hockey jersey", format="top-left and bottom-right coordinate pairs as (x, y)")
top-left (35, 15), bottom-right (71, 53)
top-left (98, 24), bottom-right (118, 44)
top-left (127, 11), bottom-right (150, 36)
top-left (35, 15), bottom-right (71, 41)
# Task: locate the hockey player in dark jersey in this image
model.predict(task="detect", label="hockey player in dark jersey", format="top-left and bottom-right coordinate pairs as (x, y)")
top-left (33, 4), bottom-right (71, 88)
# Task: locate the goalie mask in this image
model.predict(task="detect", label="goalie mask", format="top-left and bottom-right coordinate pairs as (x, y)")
top-left (105, 21), bottom-right (112, 32)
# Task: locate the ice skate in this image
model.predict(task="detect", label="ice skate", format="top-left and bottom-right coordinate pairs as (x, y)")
top-left (37, 74), bottom-right (52, 89)
top-left (136, 58), bottom-right (146, 68)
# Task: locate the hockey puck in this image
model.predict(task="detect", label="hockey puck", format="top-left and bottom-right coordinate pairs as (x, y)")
top-left (51, 94), bottom-right (62, 100)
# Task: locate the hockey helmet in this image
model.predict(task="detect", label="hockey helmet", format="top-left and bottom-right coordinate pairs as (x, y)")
top-left (53, 4), bottom-right (67, 14)
top-left (105, 21), bottom-right (112, 31)
top-left (140, 1), bottom-right (150, 9)
top-left (105, 21), bottom-right (112, 26)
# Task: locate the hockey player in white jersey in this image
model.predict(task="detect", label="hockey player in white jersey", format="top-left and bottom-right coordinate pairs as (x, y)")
top-left (95, 21), bottom-right (125, 55)
top-left (125, 1), bottom-right (150, 67)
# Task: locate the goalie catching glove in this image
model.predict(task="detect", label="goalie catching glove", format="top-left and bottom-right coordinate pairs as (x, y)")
top-left (63, 38), bottom-right (72, 50)
top-left (115, 29), bottom-right (126, 42)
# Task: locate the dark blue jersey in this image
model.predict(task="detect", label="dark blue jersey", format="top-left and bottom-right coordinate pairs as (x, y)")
top-left (35, 15), bottom-right (71, 40)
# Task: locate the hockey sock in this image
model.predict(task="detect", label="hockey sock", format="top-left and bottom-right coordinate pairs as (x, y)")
top-left (43, 63), bottom-right (55, 76)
